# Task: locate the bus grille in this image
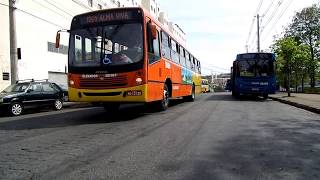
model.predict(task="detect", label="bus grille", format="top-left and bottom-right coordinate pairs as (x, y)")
top-left (79, 75), bottom-right (128, 89)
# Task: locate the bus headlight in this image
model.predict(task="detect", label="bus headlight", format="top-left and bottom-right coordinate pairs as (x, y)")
top-left (69, 80), bottom-right (75, 86)
top-left (136, 77), bottom-right (142, 85)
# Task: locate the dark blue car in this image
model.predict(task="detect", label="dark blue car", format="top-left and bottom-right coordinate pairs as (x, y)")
top-left (0, 80), bottom-right (65, 116)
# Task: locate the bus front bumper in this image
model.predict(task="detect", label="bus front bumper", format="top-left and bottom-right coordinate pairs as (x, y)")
top-left (68, 85), bottom-right (148, 103)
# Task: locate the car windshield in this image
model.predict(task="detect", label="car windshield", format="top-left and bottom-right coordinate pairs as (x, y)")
top-left (2, 83), bottom-right (29, 93)
top-left (69, 23), bottom-right (143, 67)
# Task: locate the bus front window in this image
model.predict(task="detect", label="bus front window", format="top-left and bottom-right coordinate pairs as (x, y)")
top-left (69, 23), bottom-right (143, 67)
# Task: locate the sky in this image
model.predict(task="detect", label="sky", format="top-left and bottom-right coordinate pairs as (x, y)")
top-left (160, 0), bottom-right (319, 75)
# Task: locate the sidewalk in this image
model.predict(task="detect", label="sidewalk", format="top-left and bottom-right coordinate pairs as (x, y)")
top-left (270, 93), bottom-right (320, 114)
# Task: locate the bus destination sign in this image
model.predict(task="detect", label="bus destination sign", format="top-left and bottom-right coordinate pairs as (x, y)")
top-left (86, 12), bottom-right (130, 24)
top-left (77, 10), bottom-right (142, 26)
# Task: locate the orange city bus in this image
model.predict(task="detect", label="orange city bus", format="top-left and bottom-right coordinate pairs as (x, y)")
top-left (56, 7), bottom-right (202, 111)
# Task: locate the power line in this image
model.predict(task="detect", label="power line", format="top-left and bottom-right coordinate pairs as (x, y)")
top-left (246, 0), bottom-right (264, 50)
top-left (261, 0), bottom-right (283, 33)
top-left (43, 0), bottom-right (74, 17)
top-left (246, 17), bottom-right (256, 46)
top-left (262, 0), bottom-right (276, 16)
top-left (263, 0), bottom-right (294, 39)
top-left (255, 0), bottom-right (264, 15)
top-left (31, 0), bottom-right (72, 21)
top-left (0, 2), bottom-right (67, 29)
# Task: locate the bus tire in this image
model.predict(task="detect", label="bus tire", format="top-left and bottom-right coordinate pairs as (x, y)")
top-left (263, 94), bottom-right (268, 99)
top-left (232, 90), bottom-right (240, 99)
top-left (157, 84), bottom-right (170, 111)
top-left (185, 85), bottom-right (195, 102)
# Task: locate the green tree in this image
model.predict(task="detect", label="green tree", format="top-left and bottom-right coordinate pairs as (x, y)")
top-left (272, 37), bottom-right (298, 96)
top-left (286, 5), bottom-right (320, 88)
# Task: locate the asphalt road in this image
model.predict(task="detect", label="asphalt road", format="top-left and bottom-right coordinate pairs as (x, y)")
top-left (0, 92), bottom-right (319, 180)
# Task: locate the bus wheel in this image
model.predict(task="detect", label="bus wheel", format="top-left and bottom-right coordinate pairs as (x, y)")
top-left (263, 94), bottom-right (268, 99)
top-left (185, 85), bottom-right (195, 102)
top-left (157, 84), bottom-right (169, 111)
top-left (104, 104), bottom-right (120, 113)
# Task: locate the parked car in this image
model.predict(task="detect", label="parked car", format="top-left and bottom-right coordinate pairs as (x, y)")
top-left (225, 79), bottom-right (232, 91)
top-left (0, 79), bottom-right (65, 116)
top-left (56, 84), bottom-right (69, 102)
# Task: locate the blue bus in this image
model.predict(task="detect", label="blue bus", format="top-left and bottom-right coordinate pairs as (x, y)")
top-left (231, 53), bottom-right (276, 99)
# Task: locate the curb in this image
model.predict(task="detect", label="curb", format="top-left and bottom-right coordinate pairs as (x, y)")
top-left (269, 97), bottom-right (320, 114)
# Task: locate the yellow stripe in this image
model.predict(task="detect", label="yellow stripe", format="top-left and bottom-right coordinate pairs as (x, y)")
top-left (69, 84), bottom-right (148, 102)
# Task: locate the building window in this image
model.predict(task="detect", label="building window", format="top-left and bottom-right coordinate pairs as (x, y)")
top-left (48, 42), bottom-right (68, 55)
top-left (2, 72), bottom-right (9, 80)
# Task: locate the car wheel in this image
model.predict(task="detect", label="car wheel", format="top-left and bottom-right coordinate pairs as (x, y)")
top-left (53, 99), bottom-right (63, 110)
top-left (9, 102), bottom-right (23, 116)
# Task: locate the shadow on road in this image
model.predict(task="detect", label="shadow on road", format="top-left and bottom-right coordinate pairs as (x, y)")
top-left (0, 99), bottom-right (189, 131)
top-left (206, 92), bottom-right (270, 102)
top-left (184, 118), bottom-right (320, 180)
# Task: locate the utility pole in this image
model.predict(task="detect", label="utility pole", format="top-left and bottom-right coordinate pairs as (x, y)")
top-left (257, 14), bottom-right (260, 53)
top-left (245, 45), bottom-right (249, 53)
top-left (285, 57), bottom-right (291, 97)
top-left (9, 0), bottom-right (18, 84)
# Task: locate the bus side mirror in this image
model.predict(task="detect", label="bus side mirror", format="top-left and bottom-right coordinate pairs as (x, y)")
top-left (55, 32), bottom-right (61, 48)
top-left (151, 25), bottom-right (157, 40)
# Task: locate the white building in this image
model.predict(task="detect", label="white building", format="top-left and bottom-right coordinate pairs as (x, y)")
top-left (140, 0), bottom-right (187, 47)
top-left (169, 22), bottom-right (187, 47)
top-left (0, 0), bottom-right (11, 91)
top-left (141, 0), bottom-right (160, 18)
top-left (158, 11), bottom-right (169, 31)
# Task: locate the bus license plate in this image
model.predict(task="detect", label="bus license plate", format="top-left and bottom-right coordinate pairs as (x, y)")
top-left (252, 88), bottom-right (259, 91)
top-left (127, 90), bottom-right (142, 96)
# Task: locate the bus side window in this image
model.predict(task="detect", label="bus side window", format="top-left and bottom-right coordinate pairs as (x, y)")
top-left (198, 61), bottom-right (201, 74)
top-left (186, 54), bottom-right (192, 70)
top-left (148, 28), bottom-right (161, 64)
top-left (191, 57), bottom-right (194, 70)
top-left (170, 40), bottom-right (179, 64)
top-left (180, 46), bottom-right (186, 67)
top-left (161, 31), bottom-right (171, 60)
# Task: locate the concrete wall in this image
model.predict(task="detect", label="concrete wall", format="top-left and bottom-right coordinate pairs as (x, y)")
top-left (0, 0), bottom-right (11, 90)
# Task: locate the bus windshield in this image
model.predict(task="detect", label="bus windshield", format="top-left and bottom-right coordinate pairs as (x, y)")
top-left (237, 59), bottom-right (274, 77)
top-left (69, 23), bottom-right (143, 67)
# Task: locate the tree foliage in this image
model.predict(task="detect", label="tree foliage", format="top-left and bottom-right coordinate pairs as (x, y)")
top-left (272, 4), bottom-right (320, 90)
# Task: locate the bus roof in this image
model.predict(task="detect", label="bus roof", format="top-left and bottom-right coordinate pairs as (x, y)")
top-left (235, 53), bottom-right (276, 61)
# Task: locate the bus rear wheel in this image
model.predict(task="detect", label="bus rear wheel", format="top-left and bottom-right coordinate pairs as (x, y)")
top-left (185, 85), bottom-right (195, 102)
top-left (262, 94), bottom-right (268, 99)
